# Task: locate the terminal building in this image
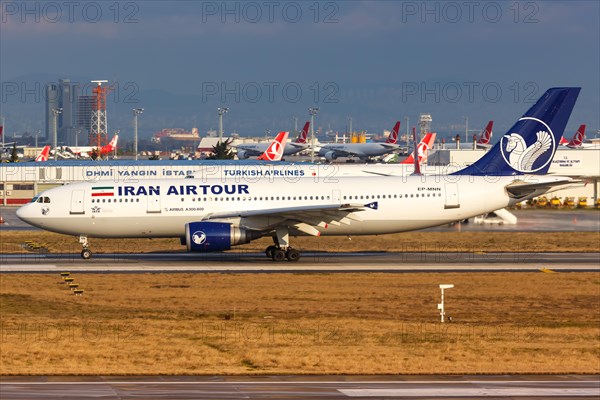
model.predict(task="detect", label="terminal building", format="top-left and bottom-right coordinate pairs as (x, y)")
top-left (1, 148), bottom-right (599, 206)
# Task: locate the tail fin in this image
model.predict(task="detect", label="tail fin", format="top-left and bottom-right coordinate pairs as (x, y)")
top-left (400, 132), bottom-right (436, 165)
top-left (100, 133), bottom-right (119, 154)
top-left (559, 136), bottom-right (569, 145)
top-left (567, 124), bottom-right (586, 147)
top-left (296, 122), bottom-right (310, 144)
top-left (455, 87), bottom-right (580, 176)
top-left (108, 133), bottom-right (119, 148)
top-left (34, 145), bottom-right (51, 162)
top-left (477, 121), bottom-right (493, 145)
top-left (257, 131), bottom-right (289, 161)
top-left (386, 121), bottom-right (401, 144)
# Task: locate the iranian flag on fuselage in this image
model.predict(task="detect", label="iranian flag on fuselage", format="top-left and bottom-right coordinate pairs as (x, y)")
top-left (91, 186), bottom-right (114, 197)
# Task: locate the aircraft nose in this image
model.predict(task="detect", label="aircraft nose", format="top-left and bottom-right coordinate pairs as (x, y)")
top-left (16, 203), bottom-right (32, 223)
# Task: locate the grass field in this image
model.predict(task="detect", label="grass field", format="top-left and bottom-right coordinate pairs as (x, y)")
top-left (1, 272), bottom-right (599, 375)
top-left (1, 230), bottom-right (599, 254)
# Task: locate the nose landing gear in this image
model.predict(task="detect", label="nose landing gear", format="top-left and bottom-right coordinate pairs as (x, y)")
top-left (79, 235), bottom-right (92, 260)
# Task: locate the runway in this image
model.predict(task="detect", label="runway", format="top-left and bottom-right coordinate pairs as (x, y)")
top-left (1, 375), bottom-right (598, 399)
top-left (1, 251), bottom-right (599, 272)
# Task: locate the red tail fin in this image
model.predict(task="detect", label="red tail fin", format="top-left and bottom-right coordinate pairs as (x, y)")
top-left (0, 125), bottom-right (3, 140)
top-left (257, 131), bottom-right (289, 161)
top-left (477, 121), bottom-right (493, 144)
top-left (296, 122), bottom-right (310, 144)
top-left (34, 145), bottom-right (51, 162)
top-left (101, 134), bottom-right (119, 154)
top-left (385, 121), bottom-right (401, 144)
top-left (400, 133), bottom-right (436, 165)
top-left (559, 136), bottom-right (569, 145)
top-left (567, 124), bottom-right (586, 147)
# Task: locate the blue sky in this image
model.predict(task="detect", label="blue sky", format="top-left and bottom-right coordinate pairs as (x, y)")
top-left (1, 1), bottom-right (599, 140)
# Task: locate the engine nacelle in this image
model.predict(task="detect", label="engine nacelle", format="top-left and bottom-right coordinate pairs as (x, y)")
top-left (324, 151), bottom-right (338, 162)
top-left (237, 150), bottom-right (250, 160)
top-left (185, 222), bottom-right (258, 252)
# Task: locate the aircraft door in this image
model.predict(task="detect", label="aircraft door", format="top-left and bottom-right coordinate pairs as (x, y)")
top-left (147, 195), bottom-right (161, 213)
top-left (332, 189), bottom-right (341, 204)
top-left (444, 183), bottom-right (460, 209)
top-left (70, 190), bottom-right (85, 215)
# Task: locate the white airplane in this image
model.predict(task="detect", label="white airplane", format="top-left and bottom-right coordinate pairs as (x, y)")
top-left (236, 122), bottom-right (309, 159)
top-left (17, 88), bottom-right (581, 262)
top-left (318, 121), bottom-right (401, 161)
top-left (65, 133), bottom-right (119, 158)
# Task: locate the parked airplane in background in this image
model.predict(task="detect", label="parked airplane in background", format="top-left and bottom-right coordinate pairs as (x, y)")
top-left (17, 88), bottom-right (581, 262)
top-left (65, 133), bottom-right (119, 158)
top-left (475, 121), bottom-right (494, 148)
top-left (318, 121), bottom-right (401, 162)
top-left (559, 124), bottom-right (590, 148)
top-left (256, 132), bottom-right (289, 161)
top-left (399, 132), bottom-right (436, 165)
top-left (236, 122), bottom-right (309, 159)
top-left (34, 146), bottom-right (51, 162)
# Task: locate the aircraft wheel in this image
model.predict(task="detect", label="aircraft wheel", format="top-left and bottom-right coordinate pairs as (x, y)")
top-left (81, 248), bottom-right (92, 260)
top-left (271, 249), bottom-right (286, 262)
top-left (265, 245), bottom-right (278, 258)
top-left (285, 248), bottom-right (300, 262)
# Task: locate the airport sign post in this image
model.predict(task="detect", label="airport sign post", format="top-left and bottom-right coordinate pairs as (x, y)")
top-left (438, 284), bottom-right (454, 323)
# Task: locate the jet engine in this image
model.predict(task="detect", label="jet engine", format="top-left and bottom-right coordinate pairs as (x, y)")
top-left (324, 151), bottom-right (338, 162)
top-left (237, 150), bottom-right (250, 160)
top-left (185, 222), bottom-right (260, 252)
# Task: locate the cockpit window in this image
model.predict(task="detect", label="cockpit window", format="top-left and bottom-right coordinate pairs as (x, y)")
top-left (43, 197), bottom-right (51, 203)
top-left (31, 196), bottom-right (39, 203)
top-left (35, 196), bottom-right (51, 203)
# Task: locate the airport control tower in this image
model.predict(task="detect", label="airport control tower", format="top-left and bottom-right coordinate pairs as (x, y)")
top-left (88, 80), bottom-right (109, 147)
top-left (419, 114), bottom-right (432, 139)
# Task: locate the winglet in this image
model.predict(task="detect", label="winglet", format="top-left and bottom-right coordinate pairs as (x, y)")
top-left (257, 131), bottom-right (289, 161)
top-left (411, 127), bottom-right (421, 175)
top-left (386, 121), bottom-right (401, 144)
top-left (455, 87), bottom-right (581, 176)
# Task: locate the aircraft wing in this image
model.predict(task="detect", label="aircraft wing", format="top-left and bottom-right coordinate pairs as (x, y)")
top-left (319, 145), bottom-right (362, 158)
top-left (234, 145), bottom-right (263, 156)
top-left (288, 143), bottom-right (308, 149)
top-left (205, 203), bottom-right (375, 235)
top-left (504, 177), bottom-right (581, 199)
top-left (379, 143), bottom-right (401, 150)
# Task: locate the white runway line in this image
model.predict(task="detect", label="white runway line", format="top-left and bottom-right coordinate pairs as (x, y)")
top-left (339, 388), bottom-right (600, 397)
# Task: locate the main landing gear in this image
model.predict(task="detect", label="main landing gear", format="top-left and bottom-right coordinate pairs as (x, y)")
top-left (79, 235), bottom-right (92, 260)
top-left (265, 227), bottom-right (300, 262)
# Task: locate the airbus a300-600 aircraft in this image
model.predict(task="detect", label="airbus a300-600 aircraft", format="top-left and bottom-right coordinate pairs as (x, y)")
top-left (17, 88), bottom-right (581, 262)
top-left (318, 121), bottom-right (401, 161)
